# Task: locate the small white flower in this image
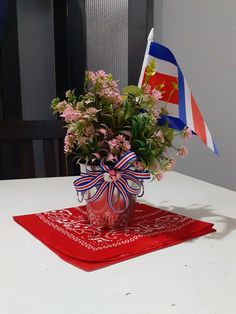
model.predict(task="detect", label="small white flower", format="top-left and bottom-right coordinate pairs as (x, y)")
top-left (103, 173), bottom-right (112, 182)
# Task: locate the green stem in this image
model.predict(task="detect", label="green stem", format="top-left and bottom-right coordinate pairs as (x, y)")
top-left (164, 88), bottom-right (175, 110)
top-left (171, 144), bottom-right (180, 151)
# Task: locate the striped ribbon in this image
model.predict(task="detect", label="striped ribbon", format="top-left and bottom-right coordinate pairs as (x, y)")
top-left (73, 152), bottom-right (150, 213)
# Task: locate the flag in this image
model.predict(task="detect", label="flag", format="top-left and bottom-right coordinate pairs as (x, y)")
top-left (138, 29), bottom-right (218, 154)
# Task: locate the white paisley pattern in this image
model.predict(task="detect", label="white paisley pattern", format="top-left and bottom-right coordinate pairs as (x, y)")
top-left (36, 205), bottom-right (195, 251)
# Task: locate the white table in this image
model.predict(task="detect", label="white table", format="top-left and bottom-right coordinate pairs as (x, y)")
top-left (0, 172), bottom-right (236, 314)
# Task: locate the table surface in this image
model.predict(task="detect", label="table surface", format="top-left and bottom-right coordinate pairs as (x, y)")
top-left (0, 172), bottom-right (236, 314)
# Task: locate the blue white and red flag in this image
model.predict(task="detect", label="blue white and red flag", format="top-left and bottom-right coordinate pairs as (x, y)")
top-left (138, 29), bottom-right (218, 154)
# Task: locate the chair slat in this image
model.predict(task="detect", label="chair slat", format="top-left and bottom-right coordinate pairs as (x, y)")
top-left (0, 120), bottom-right (65, 140)
top-left (43, 139), bottom-right (57, 177)
top-left (21, 140), bottom-right (35, 178)
top-left (0, 120), bottom-right (69, 179)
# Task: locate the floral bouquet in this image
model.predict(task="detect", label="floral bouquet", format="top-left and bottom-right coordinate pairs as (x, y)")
top-left (51, 60), bottom-right (191, 229)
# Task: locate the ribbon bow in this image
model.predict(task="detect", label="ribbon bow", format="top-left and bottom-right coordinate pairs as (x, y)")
top-left (73, 152), bottom-right (150, 212)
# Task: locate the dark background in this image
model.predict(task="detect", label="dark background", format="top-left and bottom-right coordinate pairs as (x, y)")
top-left (0, 0), bottom-right (153, 179)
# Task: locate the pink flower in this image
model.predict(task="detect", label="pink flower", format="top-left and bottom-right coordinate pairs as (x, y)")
top-left (108, 138), bottom-right (119, 149)
top-left (152, 108), bottom-right (160, 119)
top-left (152, 89), bottom-right (162, 101)
top-left (114, 94), bottom-right (122, 105)
top-left (116, 134), bottom-right (125, 142)
top-left (56, 100), bottom-right (67, 112)
top-left (86, 71), bottom-right (96, 83)
top-left (96, 70), bottom-right (106, 78)
top-left (182, 127), bottom-right (192, 140)
top-left (60, 105), bottom-right (80, 123)
top-left (142, 84), bottom-right (151, 94)
top-left (121, 140), bottom-right (131, 152)
top-left (162, 147), bottom-right (168, 156)
top-left (154, 170), bottom-right (164, 181)
top-left (165, 159), bottom-right (176, 171)
top-left (134, 161), bottom-right (144, 171)
top-left (77, 137), bottom-right (87, 146)
top-left (64, 132), bottom-right (75, 153)
top-left (108, 134), bottom-right (131, 153)
top-left (156, 130), bottom-right (164, 143)
top-left (86, 107), bottom-right (99, 116)
top-left (65, 90), bottom-right (73, 98)
top-left (85, 126), bottom-right (95, 137)
top-left (178, 146), bottom-right (188, 157)
top-left (88, 70), bottom-right (122, 105)
top-left (106, 153), bottom-right (118, 162)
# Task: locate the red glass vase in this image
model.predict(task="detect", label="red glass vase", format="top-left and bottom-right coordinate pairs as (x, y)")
top-left (86, 187), bottom-right (136, 229)
top-left (78, 164), bottom-right (137, 229)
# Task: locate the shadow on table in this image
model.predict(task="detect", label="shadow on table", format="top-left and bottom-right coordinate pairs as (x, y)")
top-left (140, 200), bottom-right (236, 240)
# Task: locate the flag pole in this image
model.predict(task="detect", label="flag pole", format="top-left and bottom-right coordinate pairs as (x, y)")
top-left (138, 28), bottom-right (154, 87)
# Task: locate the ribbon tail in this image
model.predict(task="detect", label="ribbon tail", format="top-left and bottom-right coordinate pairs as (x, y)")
top-left (119, 177), bottom-right (141, 195)
top-left (107, 182), bottom-right (129, 213)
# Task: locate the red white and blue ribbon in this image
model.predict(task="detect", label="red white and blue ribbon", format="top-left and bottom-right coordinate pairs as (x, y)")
top-left (73, 152), bottom-right (150, 213)
top-left (138, 29), bottom-right (218, 154)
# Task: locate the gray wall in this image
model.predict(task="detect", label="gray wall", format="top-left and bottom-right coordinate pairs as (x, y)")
top-left (17, 0), bottom-right (56, 177)
top-left (17, 0), bottom-right (56, 120)
top-left (154, 0), bottom-right (236, 191)
top-left (86, 0), bottom-right (128, 89)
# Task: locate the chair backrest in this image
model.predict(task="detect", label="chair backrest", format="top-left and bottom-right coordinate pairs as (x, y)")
top-left (0, 120), bottom-right (76, 179)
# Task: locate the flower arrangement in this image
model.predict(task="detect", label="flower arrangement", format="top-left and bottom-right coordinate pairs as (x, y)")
top-left (51, 59), bottom-right (191, 181)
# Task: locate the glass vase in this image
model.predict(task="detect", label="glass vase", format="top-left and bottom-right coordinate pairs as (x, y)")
top-left (86, 187), bottom-right (136, 229)
top-left (81, 165), bottom-right (137, 229)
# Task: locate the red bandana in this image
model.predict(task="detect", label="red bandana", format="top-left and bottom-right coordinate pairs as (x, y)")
top-left (13, 203), bottom-right (215, 271)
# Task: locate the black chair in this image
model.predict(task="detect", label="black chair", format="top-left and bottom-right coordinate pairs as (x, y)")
top-left (0, 120), bottom-right (76, 179)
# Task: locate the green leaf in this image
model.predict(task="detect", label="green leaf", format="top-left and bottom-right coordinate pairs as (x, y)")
top-left (124, 105), bottom-right (131, 121)
top-left (171, 81), bottom-right (178, 90)
top-left (51, 97), bottom-right (60, 109)
top-left (145, 58), bottom-right (156, 77)
top-left (122, 85), bottom-right (142, 97)
top-left (133, 139), bottom-right (145, 147)
top-left (165, 129), bottom-right (174, 142)
top-left (160, 107), bottom-right (169, 115)
top-left (117, 110), bottom-right (125, 126)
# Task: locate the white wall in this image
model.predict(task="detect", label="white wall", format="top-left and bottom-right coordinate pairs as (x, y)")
top-left (154, 0), bottom-right (236, 191)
